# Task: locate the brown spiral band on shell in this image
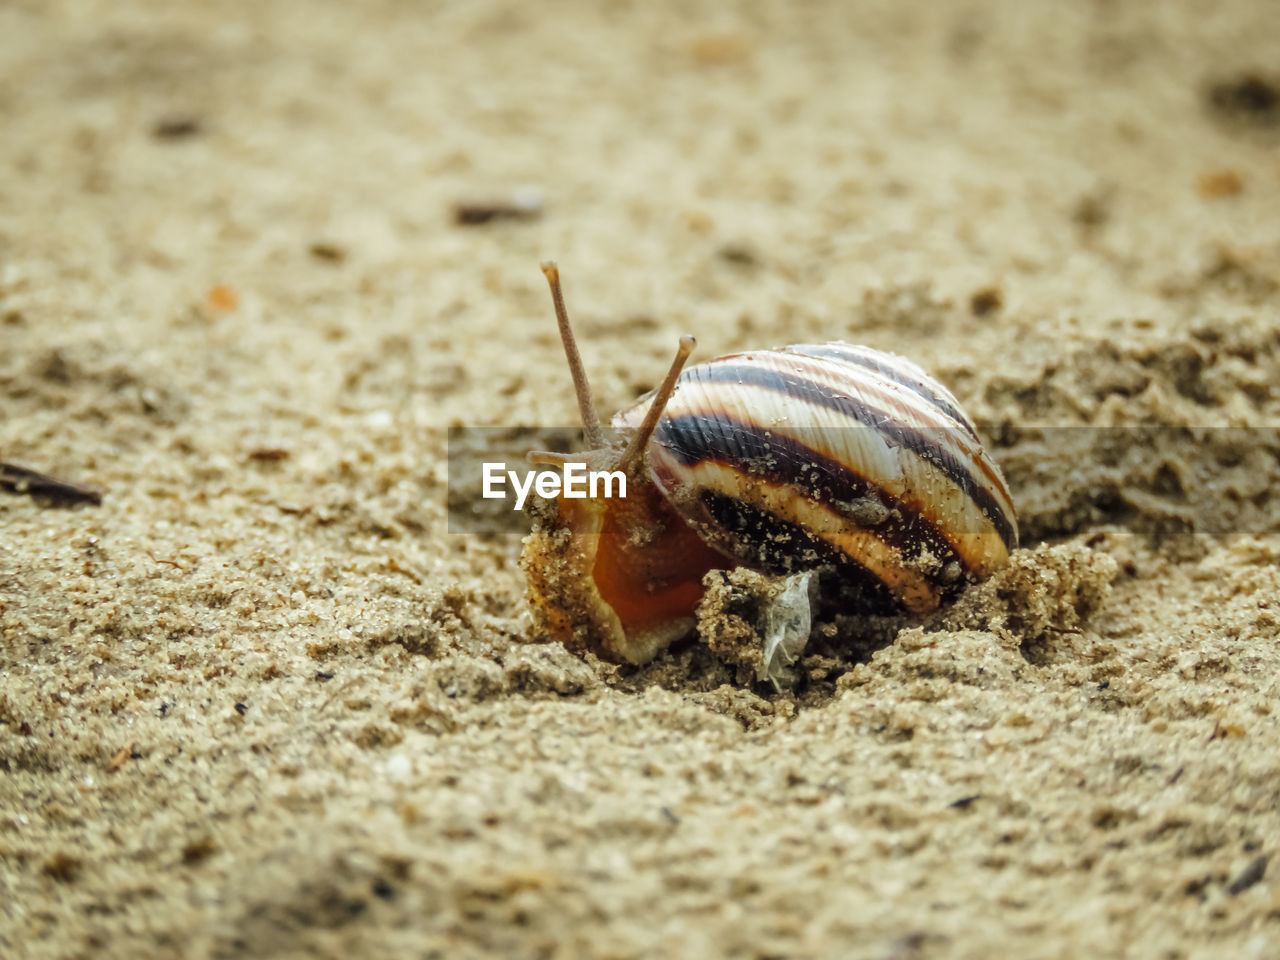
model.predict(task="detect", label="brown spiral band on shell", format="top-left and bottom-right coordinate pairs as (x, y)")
top-left (784, 342), bottom-right (984, 444)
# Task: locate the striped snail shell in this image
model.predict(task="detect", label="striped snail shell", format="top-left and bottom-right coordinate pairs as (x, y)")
top-left (521, 264), bottom-right (1018, 666)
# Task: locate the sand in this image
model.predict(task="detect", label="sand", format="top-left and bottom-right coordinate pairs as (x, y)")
top-left (2, 1), bottom-right (1279, 957)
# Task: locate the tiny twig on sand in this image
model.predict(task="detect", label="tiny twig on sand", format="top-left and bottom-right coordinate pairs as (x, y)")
top-left (452, 187), bottom-right (544, 225)
top-left (0, 461), bottom-right (103, 505)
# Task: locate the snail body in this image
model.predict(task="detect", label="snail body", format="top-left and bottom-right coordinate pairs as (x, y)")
top-left (521, 265), bottom-right (1018, 665)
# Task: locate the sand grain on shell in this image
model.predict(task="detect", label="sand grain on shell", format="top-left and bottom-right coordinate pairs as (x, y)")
top-left (2, 1), bottom-right (1280, 957)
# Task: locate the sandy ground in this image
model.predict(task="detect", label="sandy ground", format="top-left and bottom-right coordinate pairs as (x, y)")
top-left (3, 0), bottom-right (1280, 957)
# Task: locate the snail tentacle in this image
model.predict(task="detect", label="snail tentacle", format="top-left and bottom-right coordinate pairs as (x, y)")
top-left (540, 261), bottom-right (604, 448)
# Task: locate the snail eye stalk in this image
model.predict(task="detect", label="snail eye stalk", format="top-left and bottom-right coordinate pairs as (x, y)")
top-left (615, 335), bottom-right (696, 474)
top-left (541, 261), bottom-right (604, 448)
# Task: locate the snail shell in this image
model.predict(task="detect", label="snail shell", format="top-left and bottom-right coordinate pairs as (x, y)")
top-left (521, 266), bottom-right (1018, 665)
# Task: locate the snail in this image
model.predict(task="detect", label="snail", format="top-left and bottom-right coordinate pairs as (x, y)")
top-left (521, 263), bottom-right (1018, 666)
